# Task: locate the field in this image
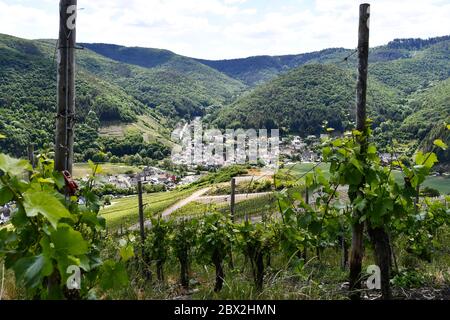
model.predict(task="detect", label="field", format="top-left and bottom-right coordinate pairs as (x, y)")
top-left (282, 162), bottom-right (450, 195)
top-left (99, 115), bottom-right (174, 148)
top-left (73, 162), bottom-right (141, 178)
top-left (100, 188), bottom-right (196, 229)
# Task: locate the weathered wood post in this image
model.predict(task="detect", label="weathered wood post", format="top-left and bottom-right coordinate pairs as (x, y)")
top-left (55, 0), bottom-right (77, 174)
top-left (138, 179), bottom-right (152, 280)
top-left (230, 177), bottom-right (236, 222)
top-left (349, 3), bottom-right (370, 300)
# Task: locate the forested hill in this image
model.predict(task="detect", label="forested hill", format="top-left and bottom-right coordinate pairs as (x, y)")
top-left (0, 32), bottom-right (448, 162)
top-left (195, 35), bottom-right (450, 87)
top-left (213, 64), bottom-right (401, 135)
top-left (0, 33), bottom-right (246, 157)
top-left (214, 37), bottom-right (449, 139)
top-left (81, 43), bottom-right (247, 114)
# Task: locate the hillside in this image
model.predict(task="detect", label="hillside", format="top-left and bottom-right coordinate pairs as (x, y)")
top-left (0, 33), bottom-right (448, 162)
top-left (213, 64), bottom-right (401, 136)
top-left (0, 34), bottom-right (246, 158)
top-left (81, 43), bottom-right (247, 117)
top-left (0, 34), bottom-right (158, 158)
top-left (213, 37), bottom-right (449, 151)
top-left (195, 36), bottom-right (450, 88)
top-left (196, 48), bottom-right (350, 86)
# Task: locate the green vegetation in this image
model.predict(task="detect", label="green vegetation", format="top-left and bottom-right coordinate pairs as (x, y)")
top-left (73, 162), bottom-right (140, 179)
top-left (99, 188), bottom-right (196, 229)
top-left (214, 64), bottom-right (401, 136)
top-left (0, 33), bottom-right (246, 158)
top-left (83, 43), bottom-right (247, 119)
top-left (0, 153), bottom-right (131, 299)
top-left (191, 165), bottom-right (249, 187)
top-left (281, 162), bottom-right (450, 195)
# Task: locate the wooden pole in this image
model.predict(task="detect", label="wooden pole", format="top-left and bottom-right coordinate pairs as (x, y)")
top-left (138, 179), bottom-right (151, 280)
top-left (55, 0), bottom-right (77, 174)
top-left (230, 178), bottom-right (236, 222)
top-left (349, 3), bottom-right (370, 301)
top-left (27, 144), bottom-right (35, 168)
top-left (27, 144), bottom-right (35, 180)
top-left (138, 180), bottom-right (146, 248)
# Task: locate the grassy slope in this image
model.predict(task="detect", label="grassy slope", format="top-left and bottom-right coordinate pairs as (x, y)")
top-left (98, 115), bottom-right (175, 148)
top-left (100, 188), bottom-right (196, 229)
top-left (72, 163), bottom-right (141, 179)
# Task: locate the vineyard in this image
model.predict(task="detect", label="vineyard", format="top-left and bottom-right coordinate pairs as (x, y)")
top-left (1, 125), bottom-right (449, 300)
top-left (0, 1), bottom-right (449, 307)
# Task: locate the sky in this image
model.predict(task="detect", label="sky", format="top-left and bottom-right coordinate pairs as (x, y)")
top-left (0, 0), bottom-right (449, 60)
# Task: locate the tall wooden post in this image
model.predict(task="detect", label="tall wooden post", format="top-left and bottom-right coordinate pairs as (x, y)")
top-left (138, 179), bottom-right (151, 280)
top-left (349, 3), bottom-right (370, 300)
top-left (55, 0), bottom-right (77, 174)
top-left (27, 144), bottom-right (35, 180)
top-left (230, 178), bottom-right (236, 222)
top-left (27, 144), bottom-right (35, 168)
top-left (138, 180), bottom-right (146, 249)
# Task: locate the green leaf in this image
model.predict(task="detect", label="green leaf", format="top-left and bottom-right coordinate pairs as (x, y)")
top-left (88, 160), bottom-right (103, 175)
top-left (0, 186), bottom-right (14, 205)
top-left (367, 144), bottom-right (377, 155)
top-left (0, 154), bottom-right (32, 176)
top-left (119, 245), bottom-right (134, 262)
top-left (13, 254), bottom-right (53, 289)
top-left (433, 139), bottom-right (448, 150)
top-left (354, 197), bottom-right (367, 212)
top-left (423, 153), bottom-right (438, 169)
top-left (50, 224), bottom-right (89, 256)
top-left (99, 260), bottom-right (128, 290)
top-left (38, 178), bottom-right (55, 185)
top-left (350, 158), bottom-right (364, 173)
top-left (23, 191), bottom-right (73, 228)
top-left (0, 133), bottom-right (6, 139)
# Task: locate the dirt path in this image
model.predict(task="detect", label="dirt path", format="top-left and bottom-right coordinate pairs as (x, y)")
top-left (129, 169), bottom-right (275, 230)
top-left (160, 187), bottom-right (211, 217)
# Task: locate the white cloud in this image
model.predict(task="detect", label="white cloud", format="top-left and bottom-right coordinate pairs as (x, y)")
top-left (0, 0), bottom-right (448, 59)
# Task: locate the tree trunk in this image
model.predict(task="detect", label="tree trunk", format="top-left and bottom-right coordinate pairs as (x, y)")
top-left (255, 251), bottom-right (264, 291)
top-left (179, 255), bottom-right (189, 290)
top-left (213, 250), bottom-right (224, 292)
top-left (349, 221), bottom-right (364, 300)
top-left (340, 235), bottom-right (349, 270)
top-left (156, 260), bottom-right (164, 282)
top-left (367, 224), bottom-right (392, 300)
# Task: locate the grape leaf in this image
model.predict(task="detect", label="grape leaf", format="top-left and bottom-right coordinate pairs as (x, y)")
top-left (0, 154), bottom-right (32, 176)
top-left (23, 191), bottom-right (73, 228)
top-left (50, 224), bottom-right (89, 256)
top-left (13, 254), bottom-right (53, 289)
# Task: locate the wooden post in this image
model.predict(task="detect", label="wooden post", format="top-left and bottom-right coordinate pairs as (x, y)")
top-left (138, 179), bottom-right (151, 280)
top-left (27, 144), bottom-right (35, 168)
top-left (27, 144), bottom-right (35, 180)
top-left (138, 180), bottom-right (146, 249)
top-left (55, 0), bottom-right (77, 174)
top-left (230, 178), bottom-right (236, 222)
top-left (349, 3), bottom-right (370, 301)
